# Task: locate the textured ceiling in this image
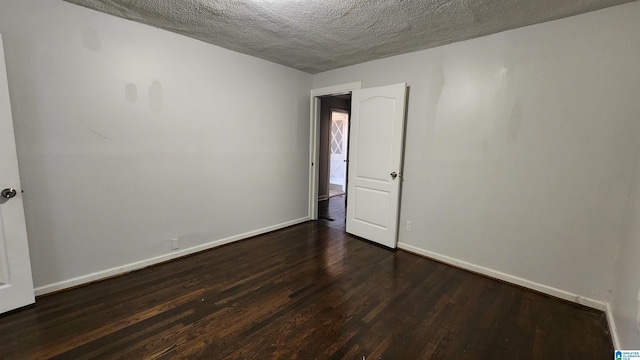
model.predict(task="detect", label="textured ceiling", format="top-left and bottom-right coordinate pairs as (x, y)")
top-left (64, 0), bottom-right (635, 74)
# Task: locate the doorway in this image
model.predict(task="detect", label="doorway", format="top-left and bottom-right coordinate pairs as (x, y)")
top-left (318, 96), bottom-right (351, 202)
top-left (329, 109), bottom-right (349, 197)
top-left (317, 97), bottom-right (350, 224)
top-left (310, 82), bottom-right (408, 249)
top-left (308, 82), bottom-right (361, 221)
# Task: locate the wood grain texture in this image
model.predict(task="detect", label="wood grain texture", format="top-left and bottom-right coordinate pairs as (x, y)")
top-left (0, 195), bottom-right (612, 359)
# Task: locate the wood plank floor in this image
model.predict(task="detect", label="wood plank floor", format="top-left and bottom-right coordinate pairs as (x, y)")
top-left (0, 195), bottom-right (612, 359)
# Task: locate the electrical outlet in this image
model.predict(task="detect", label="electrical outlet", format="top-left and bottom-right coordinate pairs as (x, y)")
top-left (171, 238), bottom-right (180, 250)
top-left (405, 221), bottom-right (412, 231)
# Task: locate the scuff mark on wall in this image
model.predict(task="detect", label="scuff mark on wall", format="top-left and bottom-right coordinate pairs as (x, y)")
top-left (148, 80), bottom-right (163, 113)
top-left (82, 27), bottom-right (101, 52)
top-left (87, 127), bottom-right (112, 141)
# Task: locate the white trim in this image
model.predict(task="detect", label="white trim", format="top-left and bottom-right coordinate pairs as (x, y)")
top-left (308, 82), bottom-right (361, 221)
top-left (311, 82), bottom-right (362, 98)
top-left (606, 302), bottom-right (621, 349)
top-left (398, 242), bottom-right (608, 311)
top-left (35, 217), bottom-right (309, 296)
top-left (318, 195), bottom-right (329, 202)
top-left (401, 242), bottom-right (622, 347)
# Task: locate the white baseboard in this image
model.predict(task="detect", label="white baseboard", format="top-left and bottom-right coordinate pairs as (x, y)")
top-left (35, 217), bottom-right (309, 296)
top-left (397, 242), bottom-right (609, 311)
top-left (398, 242), bottom-right (623, 346)
top-left (606, 302), bottom-right (621, 349)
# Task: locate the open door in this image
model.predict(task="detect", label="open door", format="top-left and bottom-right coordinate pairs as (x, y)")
top-left (346, 83), bottom-right (407, 248)
top-left (0, 34), bottom-right (35, 313)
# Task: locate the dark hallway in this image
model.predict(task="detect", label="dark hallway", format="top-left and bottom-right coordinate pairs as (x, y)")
top-left (318, 194), bottom-right (346, 230)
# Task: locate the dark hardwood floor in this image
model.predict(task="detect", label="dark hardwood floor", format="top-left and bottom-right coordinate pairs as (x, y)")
top-left (1, 195), bottom-right (612, 359)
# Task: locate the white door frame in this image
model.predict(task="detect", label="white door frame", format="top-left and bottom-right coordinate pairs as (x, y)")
top-left (308, 82), bottom-right (361, 220)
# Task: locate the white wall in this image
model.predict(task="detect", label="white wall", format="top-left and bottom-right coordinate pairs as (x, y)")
top-left (0, 1), bottom-right (312, 291)
top-left (314, 0), bottom-right (640, 334)
top-left (613, 125), bottom-right (640, 348)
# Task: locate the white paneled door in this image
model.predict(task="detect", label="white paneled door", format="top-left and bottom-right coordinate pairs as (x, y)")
top-left (346, 83), bottom-right (407, 248)
top-left (0, 34), bottom-right (35, 314)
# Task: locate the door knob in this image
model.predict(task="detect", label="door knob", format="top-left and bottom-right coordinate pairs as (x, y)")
top-left (1, 188), bottom-right (17, 199)
top-left (390, 172), bottom-right (398, 179)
